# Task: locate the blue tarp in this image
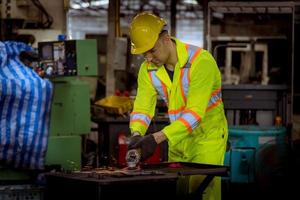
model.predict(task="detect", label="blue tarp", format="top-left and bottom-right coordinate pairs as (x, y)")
top-left (0, 41), bottom-right (53, 169)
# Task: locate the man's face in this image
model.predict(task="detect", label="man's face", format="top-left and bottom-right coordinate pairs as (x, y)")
top-left (143, 37), bottom-right (168, 67)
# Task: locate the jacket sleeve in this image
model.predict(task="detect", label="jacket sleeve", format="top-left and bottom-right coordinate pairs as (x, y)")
top-left (162, 51), bottom-right (219, 146)
top-left (130, 63), bottom-right (157, 136)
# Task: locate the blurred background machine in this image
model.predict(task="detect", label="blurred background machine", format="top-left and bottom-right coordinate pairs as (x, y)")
top-left (38, 39), bottom-right (98, 171)
top-left (206, 1), bottom-right (294, 188)
top-left (0, 0), bottom-right (65, 45)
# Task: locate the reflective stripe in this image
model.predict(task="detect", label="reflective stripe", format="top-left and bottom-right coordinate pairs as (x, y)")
top-left (190, 48), bottom-right (201, 64)
top-left (178, 109), bottom-right (202, 132)
top-left (206, 88), bottom-right (222, 111)
top-left (168, 106), bottom-right (185, 114)
top-left (185, 45), bottom-right (201, 68)
top-left (169, 112), bottom-right (181, 122)
top-left (130, 119), bottom-right (148, 128)
top-left (178, 118), bottom-right (193, 133)
top-left (180, 45), bottom-right (201, 103)
top-left (148, 71), bottom-right (168, 105)
top-left (180, 68), bottom-right (190, 103)
top-left (130, 112), bottom-right (152, 128)
top-left (185, 109), bottom-right (201, 122)
top-left (168, 106), bottom-right (185, 122)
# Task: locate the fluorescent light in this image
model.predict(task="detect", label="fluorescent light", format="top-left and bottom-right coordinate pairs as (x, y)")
top-left (81, 2), bottom-right (90, 8)
top-left (70, 3), bottom-right (81, 9)
top-left (183, 0), bottom-right (198, 5)
top-left (91, 0), bottom-right (108, 6)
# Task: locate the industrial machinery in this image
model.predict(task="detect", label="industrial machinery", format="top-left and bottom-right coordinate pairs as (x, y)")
top-left (125, 149), bottom-right (141, 168)
top-left (206, 1), bottom-right (294, 186)
top-left (38, 39), bottom-right (98, 171)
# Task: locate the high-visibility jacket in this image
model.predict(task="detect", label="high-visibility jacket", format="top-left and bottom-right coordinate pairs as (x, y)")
top-left (130, 38), bottom-right (228, 200)
top-left (130, 37), bottom-right (227, 151)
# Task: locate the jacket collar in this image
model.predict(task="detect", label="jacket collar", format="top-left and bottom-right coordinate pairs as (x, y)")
top-left (172, 37), bottom-right (189, 68)
top-left (145, 37), bottom-right (189, 70)
top-left (145, 38), bottom-right (189, 89)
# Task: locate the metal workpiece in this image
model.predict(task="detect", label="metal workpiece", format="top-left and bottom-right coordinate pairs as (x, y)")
top-left (125, 149), bottom-right (141, 169)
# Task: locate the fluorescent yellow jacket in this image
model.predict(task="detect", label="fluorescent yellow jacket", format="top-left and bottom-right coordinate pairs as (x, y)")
top-left (130, 38), bottom-right (227, 152)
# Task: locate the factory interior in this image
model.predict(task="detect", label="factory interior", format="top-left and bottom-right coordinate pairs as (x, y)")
top-left (1, 0), bottom-right (300, 199)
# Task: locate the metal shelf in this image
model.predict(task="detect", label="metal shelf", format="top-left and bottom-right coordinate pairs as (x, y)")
top-left (222, 84), bottom-right (288, 91)
top-left (210, 36), bottom-right (287, 42)
top-left (208, 2), bottom-right (294, 14)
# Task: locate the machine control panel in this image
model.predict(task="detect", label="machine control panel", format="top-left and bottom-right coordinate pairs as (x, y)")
top-left (38, 39), bottom-right (98, 77)
top-left (38, 40), bottom-right (77, 76)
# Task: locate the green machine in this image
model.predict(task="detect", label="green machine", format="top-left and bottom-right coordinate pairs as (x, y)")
top-left (38, 39), bottom-right (98, 171)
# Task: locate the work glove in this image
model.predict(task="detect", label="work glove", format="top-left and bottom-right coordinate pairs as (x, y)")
top-left (128, 134), bottom-right (157, 161)
top-left (128, 134), bottom-right (142, 149)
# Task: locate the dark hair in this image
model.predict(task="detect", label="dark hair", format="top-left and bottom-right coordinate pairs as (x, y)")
top-left (159, 29), bottom-right (168, 36)
top-left (158, 29), bottom-right (168, 40)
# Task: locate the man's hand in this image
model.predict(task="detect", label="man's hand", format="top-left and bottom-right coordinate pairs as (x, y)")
top-left (128, 134), bottom-right (157, 161)
top-left (128, 134), bottom-right (142, 149)
top-left (152, 131), bottom-right (167, 144)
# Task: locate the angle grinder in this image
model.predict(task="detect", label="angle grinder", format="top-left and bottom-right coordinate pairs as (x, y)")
top-left (125, 149), bottom-right (141, 169)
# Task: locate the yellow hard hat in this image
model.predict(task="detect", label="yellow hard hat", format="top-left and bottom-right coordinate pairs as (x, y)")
top-left (129, 12), bottom-right (167, 54)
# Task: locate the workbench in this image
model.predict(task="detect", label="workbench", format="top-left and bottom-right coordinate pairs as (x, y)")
top-left (45, 162), bottom-right (228, 200)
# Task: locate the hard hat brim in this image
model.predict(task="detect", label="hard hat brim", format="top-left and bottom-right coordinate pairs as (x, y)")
top-left (130, 34), bottom-right (158, 55)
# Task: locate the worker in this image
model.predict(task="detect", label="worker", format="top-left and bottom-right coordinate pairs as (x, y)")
top-left (128, 12), bottom-right (228, 200)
